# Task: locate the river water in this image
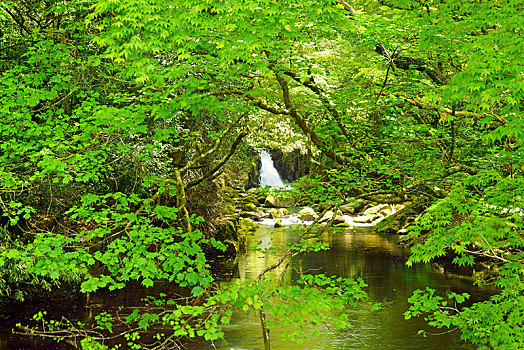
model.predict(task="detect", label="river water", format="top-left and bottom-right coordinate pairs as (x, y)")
top-left (0, 224), bottom-right (494, 349)
top-left (196, 224), bottom-right (494, 350)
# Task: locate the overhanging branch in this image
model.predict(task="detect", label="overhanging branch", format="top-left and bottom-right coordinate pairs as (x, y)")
top-left (387, 92), bottom-right (507, 125)
top-left (375, 44), bottom-right (449, 86)
top-left (283, 70), bottom-right (353, 143)
top-left (274, 71), bottom-right (359, 168)
top-left (186, 131), bottom-right (248, 189)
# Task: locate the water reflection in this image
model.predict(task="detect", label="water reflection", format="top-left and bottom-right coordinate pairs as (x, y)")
top-left (0, 225), bottom-right (496, 350)
top-left (207, 225), bottom-right (495, 350)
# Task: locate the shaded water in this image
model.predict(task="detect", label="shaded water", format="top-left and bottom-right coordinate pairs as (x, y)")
top-left (196, 225), bottom-right (494, 350)
top-left (0, 225), bottom-right (494, 349)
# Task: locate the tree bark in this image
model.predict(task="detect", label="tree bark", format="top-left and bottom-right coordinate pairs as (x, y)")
top-left (283, 70), bottom-right (353, 143)
top-left (259, 309), bottom-right (271, 350)
top-left (375, 44), bottom-right (449, 85)
top-left (274, 72), bottom-right (359, 168)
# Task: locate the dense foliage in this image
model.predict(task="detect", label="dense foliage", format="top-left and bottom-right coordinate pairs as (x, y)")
top-left (0, 0), bottom-right (522, 348)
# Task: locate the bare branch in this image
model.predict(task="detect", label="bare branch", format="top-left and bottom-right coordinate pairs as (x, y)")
top-left (375, 44), bottom-right (449, 85)
top-left (274, 72), bottom-right (359, 168)
top-left (387, 92), bottom-right (507, 125)
top-left (186, 131), bottom-right (248, 189)
top-left (337, 0), bottom-right (358, 14)
top-left (283, 70), bottom-right (353, 143)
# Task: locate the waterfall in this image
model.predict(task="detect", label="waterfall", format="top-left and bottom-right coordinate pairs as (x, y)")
top-left (258, 149), bottom-right (285, 187)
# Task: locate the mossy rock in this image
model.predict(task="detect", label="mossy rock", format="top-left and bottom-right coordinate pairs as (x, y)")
top-left (274, 220), bottom-right (284, 228)
top-left (240, 211), bottom-right (262, 220)
top-left (332, 215), bottom-right (347, 225)
top-left (264, 194), bottom-right (294, 208)
top-left (257, 194), bottom-right (267, 205)
top-left (241, 202), bottom-right (258, 212)
top-left (221, 186), bottom-right (240, 201)
top-left (317, 202), bottom-right (332, 213)
top-left (239, 217), bottom-right (258, 234)
top-left (216, 221), bottom-right (238, 241)
top-left (243, 196), bottom-right (260, 207)
top-left (298, 207), bottom-right (318, 221)
top-left (268, 208), bottom-right (289, 218)
top-left (222, 186), bottom-right (237, 196)
top-left (374, 201), bottom-right (426, 234)
top-left (222, 204), bottom-right (236, 216)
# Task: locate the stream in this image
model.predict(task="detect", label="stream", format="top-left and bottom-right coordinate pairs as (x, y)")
top-left (193, 224), bottom-right (494, 350)
top-left (0, 224), bottom-right (495, 349)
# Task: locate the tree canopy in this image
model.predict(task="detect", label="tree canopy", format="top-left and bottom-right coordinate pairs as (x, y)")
top-left (0, 0), bottom-right (523, 348)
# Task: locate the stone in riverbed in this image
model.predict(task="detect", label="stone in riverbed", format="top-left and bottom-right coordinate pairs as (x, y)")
top-left (274, 220), bottom-right (284, 228)
top-left (319, 210), bottom-right (343, 223)
top-left (264, 194), bottom-right (294, 208)
top-left (298, 207), bottom-right (318, 221)
top-left (317, 202), bottom-right (332, 213)
top-left (241, 202), bottom-right (259, 212)
top-left (243, 196), bottom-right (260, 207)
top-left (353, 214), bottom-right (380, 223)
top-left (363, 204), bottom-right (392, 216)
top-left (340, 199), bottom-right (367, 214)
top-left (332, 215), bottom-right (347, 225)
top-left (240, 211), bottom-right (262, 220)
top-left (268, 208), bottom-right (289, 218)
top-left (239, 217), bottom-right (258, 234)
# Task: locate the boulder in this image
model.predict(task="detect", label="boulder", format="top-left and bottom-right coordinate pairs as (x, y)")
top-left (241, 202), bottom-right (259, 212)
top-left (243, 196), bottom-right (260, 207)
top-left (268, 208), bottom-right (288, 218)
top-left (317, 202), bottom-right (332, 213)
top-left (222, 204), bottom-right (236, 216)
top-left (363, 204), bottom-right (392, 216)
top-left (221, 186), bottom-right (239, 200)
top-left (332, 215), bottom-right (347, 225)
top-left (374, 203), bottom-right (421, 234)
top-left (264, 194), bottom-right (295, 208)
top-left (239, 217), bottom-right (258, 234)
top-left (319, 210), bottom-right (334, 223)
top-left (339, 204), bottom-right (355, 214)
top-left (319, 210), bottom-right (343, 224)
top-left (216, 221), bottom-right (238, 241)
top-left (340, 199), bottom-right (367, 214)
top-left (257, 194), bottom-right (267, 205)
top-left (353, 214), bottom-right (380, 223)
top-left (240, 211), bottom-right (263, 220)
top-left (298, 207), bottom-right (318, 221)
top-left (274, 220), bottom-right (284, 228)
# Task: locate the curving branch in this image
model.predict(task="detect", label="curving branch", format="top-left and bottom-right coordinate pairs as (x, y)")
top-left (375, 44), bottom-right (449, 86)
top-left (336, 0), bottom-right (358, 14)
top-left (283, 70), bottom-right (353, 143)
top-left (212, 90), bottom-right (289, 115)
top-left (386, 91), bottom-right (507, 125)
top-left (273, 71), bottom-right (359, 168)
top-left (186, 131), bottom-right (248, 189)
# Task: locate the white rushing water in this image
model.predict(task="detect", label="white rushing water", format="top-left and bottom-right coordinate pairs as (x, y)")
top-left (258, 149), bottom-right (285, 187)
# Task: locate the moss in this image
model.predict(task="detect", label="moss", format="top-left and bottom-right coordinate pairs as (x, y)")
top-left (374, 201), bottom-right (427, 234)
top-left (222, 204), bottom-right (236, 215)
top-left (241, 202), bottom-right (258, 212)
